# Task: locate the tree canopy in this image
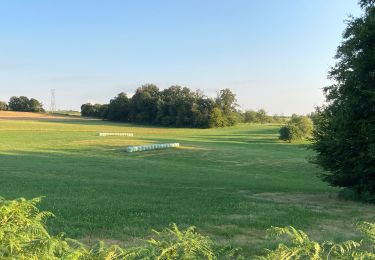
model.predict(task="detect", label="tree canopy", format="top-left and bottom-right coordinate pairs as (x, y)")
top-left (8, 96), bottom-right (44, 112)
top-left (81, 85), bottom-right (240, 128)
top-left (311, 0), bottom-right (375, 200)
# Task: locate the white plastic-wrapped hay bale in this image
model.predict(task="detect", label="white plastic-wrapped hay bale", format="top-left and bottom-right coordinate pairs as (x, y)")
top-left (98, 132), bottom-right (134, 137)
top-left (126, 143), bottom-right (180, 153)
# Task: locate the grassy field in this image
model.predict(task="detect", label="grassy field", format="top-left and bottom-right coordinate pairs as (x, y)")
top-left (1, 111), bottom-right (374, 257)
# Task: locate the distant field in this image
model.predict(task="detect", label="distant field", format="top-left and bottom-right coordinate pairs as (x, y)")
top-left (1, 111), bottom-right (374, 257)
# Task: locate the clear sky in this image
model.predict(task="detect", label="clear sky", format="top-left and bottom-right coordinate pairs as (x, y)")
top-left (0, 0), bottom-right (362, 115)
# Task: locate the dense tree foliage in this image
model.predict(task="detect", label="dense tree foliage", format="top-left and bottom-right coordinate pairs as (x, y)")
top-left (81, 85), bottom-right (240, 128)
top-left (279, 115), bottom-right (313, 142)
top-left (8, 96), bottom-right (44, 112)
top-left (311, 0), bottom-right (375, 200)
top-left (0, 101), bottom-right (8, 111)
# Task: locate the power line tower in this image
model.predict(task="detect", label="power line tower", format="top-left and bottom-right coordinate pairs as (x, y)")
top-left (50, 89), bottom-right (56, 113)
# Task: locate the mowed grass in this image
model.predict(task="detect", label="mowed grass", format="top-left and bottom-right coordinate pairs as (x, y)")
top-left (1, 113), bottom-right (374, 257)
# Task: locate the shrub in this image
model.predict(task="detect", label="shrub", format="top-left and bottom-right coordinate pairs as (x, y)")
top-left (279, 115), bottom-right (313, 142)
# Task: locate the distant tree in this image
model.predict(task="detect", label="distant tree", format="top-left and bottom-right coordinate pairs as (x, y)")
top-left (244, 110), bottom-right (257, 123)
top-left (209, 107), bottom-right (226, 127)
top-left (192, 95), bottom-right (215, 128)
top-left (279, 115), bottom-right (313, 142)
top-left (99, 104), bottom-right (109, 119)
top-left (9, 96), bottom-right (28, 111)
top-left (129, 84), bottom-right (159, 123)
top-left (215, 89), bottom-right (237, 114)
top-left (215, 88), bottom-right (239, 126)
top-left (272, 114), bottom-right (285, 124)
top-left (81, 103), bottom-right (95, 117)
top-left (0, 101), bottom-right (8, 111)
top-left (81, 103), bottom-right (106, 118)
top-left (107, 92), bottom-right (130, 121)
top-left (28, 98), bottom-right (44, 112)
top-left (311, 0), bottom-right (375, 201)
top-left (256, 109), bottom-right (269, 124)
top-left (8, 96), bottom-right (44, 112)
top-left (157, 85), bottom-right (197, 127)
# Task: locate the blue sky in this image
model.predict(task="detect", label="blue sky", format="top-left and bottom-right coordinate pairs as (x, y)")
top-left (0, 0), bottom-right (361, 114)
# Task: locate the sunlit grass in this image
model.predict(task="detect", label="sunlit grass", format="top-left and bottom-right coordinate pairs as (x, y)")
top-left (0, 116), bottom-right (374, 257)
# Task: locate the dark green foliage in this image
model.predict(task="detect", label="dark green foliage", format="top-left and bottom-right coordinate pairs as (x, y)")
top-left (78, 103), bottom-right (108, 118)
top-left (0, 101), bottom-right (8, 111)
top-left (80, 85), bottom-right (239, 128)
top-left (311, 0), bottom-right (375, 200)
top-left (8, 96), bottom-right (44, 112)
top-left (107, 92), bottom-right (130, 121)
top-left (81, 103), bottom-right (95, 117)
top-left (156, 85), bottom-right (198, 127)
top-left (129, 84), bottom-right (159, 123)
top-left (279, 115), bottom-right (313, 142)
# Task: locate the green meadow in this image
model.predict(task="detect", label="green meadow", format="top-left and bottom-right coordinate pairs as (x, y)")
top-left (1, 115), bottom-right (374, 257)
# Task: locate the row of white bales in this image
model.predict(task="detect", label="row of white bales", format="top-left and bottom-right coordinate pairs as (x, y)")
top-left (98, 132), bottom-right (179, 153)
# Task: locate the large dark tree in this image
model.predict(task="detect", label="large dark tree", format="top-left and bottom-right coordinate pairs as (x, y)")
top-left (129, 84), bottom-right (159, 123)
top-left (311, 0), bottom-right (375, 200)
top-left (107, 92), bottom-right (130, 121)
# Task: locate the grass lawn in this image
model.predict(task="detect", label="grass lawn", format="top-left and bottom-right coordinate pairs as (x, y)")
top-left (1, 112), bottom-right (374, 257)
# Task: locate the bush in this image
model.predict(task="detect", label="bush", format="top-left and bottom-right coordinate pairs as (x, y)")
top-left (0, 101), bottom-right (8, 111)
top-left (279, 115), bottom-right (313, 142)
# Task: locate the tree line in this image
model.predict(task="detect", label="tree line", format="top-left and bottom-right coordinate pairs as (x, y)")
top-left (81, 85), bottom-right (287, 128)
top-left (0, 96), bottom-right (44, 112)
top-left (81, 85), bottom-right (239, 128)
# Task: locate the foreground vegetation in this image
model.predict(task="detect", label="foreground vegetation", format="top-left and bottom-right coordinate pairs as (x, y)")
top-left (311, 0), bottom-right (375, 201)
top-left (2, 196), bottom-right (375, 259)
top-left (1, 113), bottom-right (375, 257)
